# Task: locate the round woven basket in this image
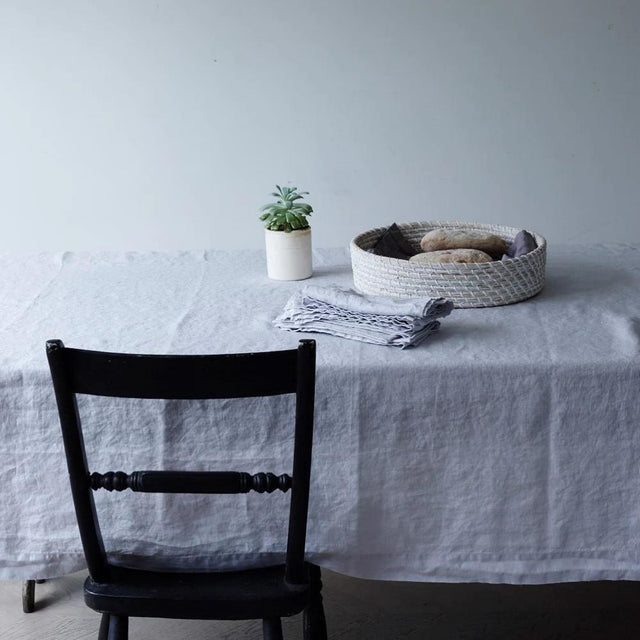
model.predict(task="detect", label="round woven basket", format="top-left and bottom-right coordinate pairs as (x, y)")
top-left (350, 221), bottom-right (546, 308)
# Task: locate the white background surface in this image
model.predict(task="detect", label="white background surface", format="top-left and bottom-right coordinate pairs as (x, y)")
top-left (1, 0), bottom-right (639, 251)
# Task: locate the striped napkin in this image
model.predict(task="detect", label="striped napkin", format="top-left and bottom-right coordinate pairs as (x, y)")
top-left (273, 285), bottom-right (453, 349)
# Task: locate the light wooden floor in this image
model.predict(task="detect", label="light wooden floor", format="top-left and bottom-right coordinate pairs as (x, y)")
top-left (2, 571), bottom-right (640, 639)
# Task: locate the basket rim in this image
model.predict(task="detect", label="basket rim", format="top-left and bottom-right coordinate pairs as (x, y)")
top-left (350, 220), bottom-right (547, 271)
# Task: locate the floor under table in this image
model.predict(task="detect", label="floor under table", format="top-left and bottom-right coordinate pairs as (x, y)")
top-left (3, 570), bottom-right (640, 639)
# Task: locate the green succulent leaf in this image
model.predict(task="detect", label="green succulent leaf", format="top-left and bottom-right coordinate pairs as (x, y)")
top-left (258, 184), bottom-right (313, 231)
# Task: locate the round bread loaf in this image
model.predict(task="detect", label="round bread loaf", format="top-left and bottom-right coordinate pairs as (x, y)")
top-left (419, 228), bottom-right (509, 258)
top-left (409, 249), bottom-right (493, 264)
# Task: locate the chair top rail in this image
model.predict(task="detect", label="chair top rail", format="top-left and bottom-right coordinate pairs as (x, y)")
top-left (46, 340), bottom-right (299, 399)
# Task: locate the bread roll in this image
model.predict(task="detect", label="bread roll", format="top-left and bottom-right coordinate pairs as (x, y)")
top-left (419, 229), bottom-right (508, 259)
top-left (409, 249), bottom-right (493, 264)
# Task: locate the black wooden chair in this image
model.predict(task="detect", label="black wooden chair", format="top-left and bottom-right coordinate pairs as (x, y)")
top-left (46, 339), bottom-right (326, 640)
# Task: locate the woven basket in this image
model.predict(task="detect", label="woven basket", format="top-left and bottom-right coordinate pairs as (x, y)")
top-left (350, 221), bottom-right (546, 308)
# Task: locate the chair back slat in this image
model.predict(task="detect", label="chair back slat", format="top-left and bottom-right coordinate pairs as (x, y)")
top-left (46, 339), bottom-right (316, 585)
top-left (60, 346), bottom-right (298, 399)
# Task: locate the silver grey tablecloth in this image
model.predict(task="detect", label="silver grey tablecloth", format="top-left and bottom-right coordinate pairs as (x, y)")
top-left (1, 245), bottom-right (639, 584)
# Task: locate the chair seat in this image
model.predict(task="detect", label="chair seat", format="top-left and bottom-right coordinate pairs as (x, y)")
top-left (84, 564), bottom-right (313, 621)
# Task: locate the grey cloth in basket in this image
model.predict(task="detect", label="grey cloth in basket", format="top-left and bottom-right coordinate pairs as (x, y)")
top-left (369, 222), bottom-right (417, 260)
top-left (274, 285), bottom-right (453, 348)
top-left (504, 230), bottom-right (538, 259)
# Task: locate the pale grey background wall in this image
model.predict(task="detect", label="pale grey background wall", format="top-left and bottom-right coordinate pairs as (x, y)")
top-left (1, 0), bottom-right (638, 251)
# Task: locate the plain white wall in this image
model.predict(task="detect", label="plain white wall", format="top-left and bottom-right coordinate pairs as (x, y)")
top-left (1, 0), bottom-right (638, 251)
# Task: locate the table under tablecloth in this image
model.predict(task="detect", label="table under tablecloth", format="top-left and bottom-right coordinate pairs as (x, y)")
top-left (0, 245), bottom-right (639, 584)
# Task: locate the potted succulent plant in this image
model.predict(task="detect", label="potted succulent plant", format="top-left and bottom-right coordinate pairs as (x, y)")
top-left (259, 185), bottom-right (313, 280)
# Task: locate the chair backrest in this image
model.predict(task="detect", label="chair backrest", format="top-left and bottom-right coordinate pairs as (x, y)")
top-left (46, 339), bottom-right (316, 585)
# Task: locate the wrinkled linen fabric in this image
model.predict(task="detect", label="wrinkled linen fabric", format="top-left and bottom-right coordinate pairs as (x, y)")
top-left (273, 285), bottom-right (453, 348)
top-left (1, 246), bottom-right (640, 585)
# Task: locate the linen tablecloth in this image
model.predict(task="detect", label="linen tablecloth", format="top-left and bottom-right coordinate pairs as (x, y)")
top-left (1, 245), bottom-right (639, 584)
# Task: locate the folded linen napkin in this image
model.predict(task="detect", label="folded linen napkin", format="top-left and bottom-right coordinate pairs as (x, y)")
top-left (273, 285), bottom-right (453, 348)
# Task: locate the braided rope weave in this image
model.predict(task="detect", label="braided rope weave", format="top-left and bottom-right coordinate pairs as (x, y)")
top-left (350, 221), bottom-right (546, 308)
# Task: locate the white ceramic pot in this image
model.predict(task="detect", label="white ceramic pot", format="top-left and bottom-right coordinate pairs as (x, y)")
top-left (264, 228), bottom-right (312, 281)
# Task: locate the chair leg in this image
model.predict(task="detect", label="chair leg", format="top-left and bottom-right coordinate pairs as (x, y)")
top-left (262, 617), bottom-right (283, 640)
top-left (98, 613), bottom-right (110, 640)
top-left (22, 580), bottom-right (35, 613)
top-left (107, 615), bottom-right (128, 640)
top-left (303, 565), bottom-right (327, 640)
